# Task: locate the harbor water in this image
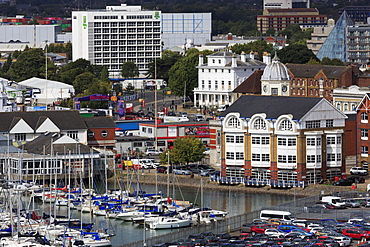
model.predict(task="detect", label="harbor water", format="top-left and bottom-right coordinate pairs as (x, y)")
top-left (29, 182), bottom-right (293, 246)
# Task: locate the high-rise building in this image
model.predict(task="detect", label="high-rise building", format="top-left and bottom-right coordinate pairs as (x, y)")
top-left (263, 0), bottom-right (310, 9)
top-left (72, 4), bottom-right (162, 76)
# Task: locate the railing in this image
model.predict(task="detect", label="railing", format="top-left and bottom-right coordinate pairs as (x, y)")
top-left (210, 176), bottom-right (307, 188)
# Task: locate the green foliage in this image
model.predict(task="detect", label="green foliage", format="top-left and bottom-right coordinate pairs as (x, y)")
top-left (320, 57), bottom-right (344, 66)
top-left (7, 48), bottom-right (48, 81)
top-left (159, 136), bottom-right (206, 165)
top-left (146, 50), bottom-right (183, 81)
top-left (28, 18), bottom-right (39, 25)
top-left (307, 57), bottom-right (320, 65)
top-left (265, 28), bottom-right (276, 36)
top-left (73, 72), bottom-right (96, 94)
top-left (278, 25), bottom-right (313, 44)
top-left (121, 61), bottom-right (139, 79)
top-left (168, 50), bottom-right (199, 97)
top-left (1, 54), bottom-right (12, 76)
top-left (277, 44), bottom-right (318, 64)
top-left (125, 83), bottom-right (135, 94)
top-left (231, 40), bottom-right (273, 58)
top-left (59, 58), bottom-right (92, 84)
top-left (100, 66), bottom-right (110, 83)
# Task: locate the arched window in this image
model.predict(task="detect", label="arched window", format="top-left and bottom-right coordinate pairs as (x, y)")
top-left (279, 119), bottom-right (293, 131)
top-left (227, 117), bottom-right (241, 128)
top-left (253, 118), bottom-right (266, 130)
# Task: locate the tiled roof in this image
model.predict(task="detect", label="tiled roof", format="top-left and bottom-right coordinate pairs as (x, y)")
top-left (83, 117), bottom-right (116, 128)
top-left (0, 111), bottom-right (87, 132)
top-left (220, 95), bottom-right (322, 120)
top-left (233, 70), bottom-right (263, 94)
top-left (286, 64), bottom-right (352, 79)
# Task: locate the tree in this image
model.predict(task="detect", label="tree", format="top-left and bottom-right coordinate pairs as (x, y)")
top-left (100, 66), bottom-right (110, 83)
top-left (159, 136), bottom-right (206, 165)
top-left (59, 58), bottom-right (91, 84)
top-left (121, 61), bottom-right (139, 79)
top-left (168, 51), bottom-right (199, 97)
top-left (231, 40), bottom-right (273, 58)
top-left (320, 57), bottom-right (344, 66)
top-left (307, 57), bottom-right (320, 65)
top-left (73, 72), bottom-right (96, 94)
top-left (7, 48), bottom-right (46, 81)
top-left (146, 50), bottom-right (182, 82)
top-left (1, 54), bottom-right (12, 76)
top-left (277, 44), bottom-right (318, 64)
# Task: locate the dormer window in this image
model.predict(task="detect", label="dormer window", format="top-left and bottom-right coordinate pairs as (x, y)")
top-left (253, 118), bottom-right (266, 130)
top-left (279, 119), bottom-right (293, 131)
top-left (227, 117), bottom-right (241, 129)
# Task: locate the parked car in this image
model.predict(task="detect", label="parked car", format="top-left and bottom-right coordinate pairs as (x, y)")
top-left (178, 111), bottom-right (188, 117)
top-left (173, 167), bottom-right (192, 175)
top-left (194, 114), bottom-right (204, 122)
top-left (350, 167), bottom-right (368, 176)
top-left (144, 149), bottom-right (162, 156)
top-left (333, 179), bottom-right (353, 186)
top-left (348, 176), bottom-right (365, 184)
top-left (156, 166), bottom-right (171, 173)
top-left (341, 229), bottom-right (370, 240)
top-left (361, 199), bottom-right (370, 207)
top-left (344, 199), bottom-right (361, 208)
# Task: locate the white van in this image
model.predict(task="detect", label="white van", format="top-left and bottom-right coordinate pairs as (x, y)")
top-left (131, 159), bottom-right (157, 169)
top-left (321, 196), bottom-right (346, 208)
top-left (194, 114), bottom-right (204, 122)
top-left (259, 210), bottom-right (293, 221)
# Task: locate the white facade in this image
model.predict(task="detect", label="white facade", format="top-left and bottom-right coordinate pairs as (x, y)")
top-left (261, 55), bottom-right (291, 96)
top-left (72, 4), bottom-right (162, 75)
top-left (194, 52), bottom-right (266, 108)
top-left (161, 13), bottom-right (212, 50)
top-left (0, 25), bottom-right (61, 47)
top-left (332, 85), bottom-right (370, 113)
top-left (263, 0), bottom-right (310, 9)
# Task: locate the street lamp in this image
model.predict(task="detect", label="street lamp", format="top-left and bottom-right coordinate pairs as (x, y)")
top-left (44, 40), bottom-right (49, 109)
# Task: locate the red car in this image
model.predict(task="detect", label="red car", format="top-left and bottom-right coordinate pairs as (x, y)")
top-left (250, 224), bottom-right (277, 235)
top-left (342, 228), bottom-right (370, 240)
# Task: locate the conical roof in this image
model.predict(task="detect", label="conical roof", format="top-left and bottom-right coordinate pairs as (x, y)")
top-left (316, 11), bottom-right (354, 62)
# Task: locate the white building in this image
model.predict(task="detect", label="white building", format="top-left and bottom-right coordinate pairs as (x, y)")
top-left (261, 54), bottom-right (291, 96)
top-left (161, 13), bottom-right (212, 50)
top-left (194, 52), bottom-right (266, 108)
top-left (72, 4), bottom-right (162, 76)
top-left (332, 85), bottom-right (370, 113)
top-left (263, 0), bottom-right (310, 9)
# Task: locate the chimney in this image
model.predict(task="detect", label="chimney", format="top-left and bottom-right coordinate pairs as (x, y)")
top-left (232, 54), bottom-right (237, 67)
top-left (199, 53), bottom-right (204, 66)
top-left (227, 33), bottom-right (233, 40)
top-left (263, 52), bottom-right (271, 65)
top-left (241, 51), bottom-right (246, 62)
top-left (249, 51), bottom-right (255, 60)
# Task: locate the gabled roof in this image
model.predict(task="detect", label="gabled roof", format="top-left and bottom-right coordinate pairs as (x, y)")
top-left (233, 70), bottom-right (263, 94)
top-left (83, 117), bottom-right (116, 128)
top-left (0, 111), bottom-right (87, 132)
top-left (220, 95), bottom-right (322, 120)
top-left (21, 132), bottom-right (95, 155)
top-left (286, 64), bottom-right (353, 79)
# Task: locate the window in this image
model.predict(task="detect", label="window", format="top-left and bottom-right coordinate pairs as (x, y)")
top-left (226, 135), bottom-right (235, 143)
top-left (306, 120), bottom-right (320, 129)
top-left (327, 137), bottom-right (335, 145)
top-left (261, 137), bottom-right (269, 145)
top-left (337, 136), bottom-right (341, 144)
top-left (278, 138), bottom-right (286, 146)
top-left (278, 155), bottom-right (287, 163)
top-left (327, 153), bottom-right (336, 161)
top-left (15, 133), bottom-right (26, 142)
top-left (337, 153), bottom-right (341, 161)
top-left (235, 152), bottom-right (244, 160)
top-left (67, 131), bottom-right (78, 140)
top-left (148, 128), bottom-right (152, 134)
top-left (88, 131), bottom-right (94, 138)
top-left (142, 127), bottom-right (146, 133)
top-left (288, 155), bottom-right (296, 163)
top-left (279, 120), bottom-right (292, 131)
top-left (361, 146), bottom-right (368, 154)
top-left (307, 155), bottom-right (316, 163)
top-left (287, 138), bottom-right (296, 146)
top-left (262, 154), bottom-right (270, 161)
top-left (316, 155), bottom-right (321, 162)
top-left (235, 136), bottom-right (244, 143)
top-left (252, 153), bottom-right (260, 161)
top-left (227, 117), bottom-right (241, 128)
top-left (133, 142), bottom-right (142, 147)
top-left (101, 130), bottom-right (108, 138)
top-left (317, 138), bottom-right (321, 146)
top-left (361, 129), bottom-right (368, 138)
top-left (253, 118), bottom-right (266, 130)
top-left (326, 120), bottom-right (333, 127)
top-left (226, 152), bottom-right (234, 159)
top-left (252, 137), bottom-right (260, 144)
top-left (307, 138), bottom-right (316, 146)
top-left (361, 112), bottom-right (368, 121)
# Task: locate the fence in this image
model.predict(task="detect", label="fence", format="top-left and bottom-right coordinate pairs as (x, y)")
top-left (117, 191), bottom-right (370, 247)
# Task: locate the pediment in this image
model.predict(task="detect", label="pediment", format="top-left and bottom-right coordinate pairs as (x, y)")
top-left (9, 118), bottom-right (33, 134)
top-left (36, 117), bottom-right (60, 133)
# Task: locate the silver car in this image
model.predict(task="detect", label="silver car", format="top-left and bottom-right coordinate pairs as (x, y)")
top-left (344, 199), bottom-right (361, 208)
